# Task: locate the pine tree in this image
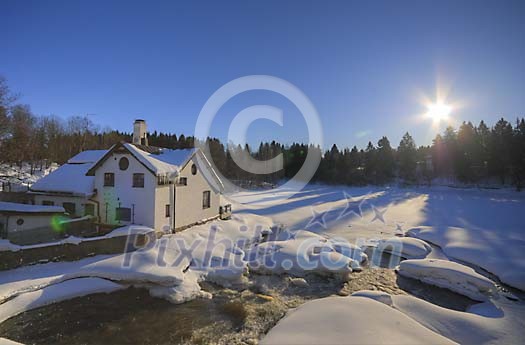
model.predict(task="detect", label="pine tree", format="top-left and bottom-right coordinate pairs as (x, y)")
top-left (511, 118), bottom-right (525, 190)
top-left (489, 118), bottom-right (513, 184)
top-left (398, 132), bottom-right (417, 182)
top-left (376, 136), bottom-right (394, 184)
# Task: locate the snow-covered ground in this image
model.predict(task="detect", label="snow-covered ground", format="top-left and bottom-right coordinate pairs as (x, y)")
top-left (234, 185), bottom-right (525, 290)
top-left (263, 290), bottom-right (524, 344)
top-left (0, 184), bottom-right (524, 344)
top-left (0, 163), bottom-right (57, 192)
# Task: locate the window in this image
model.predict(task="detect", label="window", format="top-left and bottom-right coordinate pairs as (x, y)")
top-left (119, 157), bottom-right (129, 171)
top-left (16, 218), bottom-right (24, 226)
top-left (104, 173), bottom-right (115, 187)
top-left (116, 207), bottom-right (131, 221)
top-left (165, 204), bottom-right (170, 217)
top-left (191, 163), bottom-right (197, 175)
top-left (157, 174), bottom-right (170, 185)
top-left (63, 202), bottom-right (76, 215)
top-left (177, 177), bottom-right (187, 186)
top-left (202, 191), bottom-right (211, 209)
top-left (84, 204), bottom-right (95, 216)
top-left (42, 200), bottom-right (54, 206)
top-left (133, 173), bottom-right (144, 188)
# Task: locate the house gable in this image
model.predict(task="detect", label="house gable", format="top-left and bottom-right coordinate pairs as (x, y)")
top-left (86, 142), bottom-right (157, 177)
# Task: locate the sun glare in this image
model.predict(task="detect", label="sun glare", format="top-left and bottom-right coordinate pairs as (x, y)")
top-left (426, 102), bottom-right (452, 123)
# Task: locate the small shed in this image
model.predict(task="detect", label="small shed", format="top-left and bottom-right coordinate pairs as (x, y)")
top-left (0, 201), bottom-right (65, 244)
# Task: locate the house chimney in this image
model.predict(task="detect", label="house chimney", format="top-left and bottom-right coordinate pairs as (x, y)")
top-left (133, 119), bottom-right (148, 146)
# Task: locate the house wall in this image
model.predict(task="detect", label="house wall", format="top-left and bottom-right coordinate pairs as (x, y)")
top-left (154, 184), bottom-right (173, 232)
top-left (93, 151), bottom-right (157, 229)
top-left (173, 154), bottom-right (220, 230)
top-left (0, 213), bottom-right (60, 243)
top-left (33, 195), bottom-right (94, 218)
top-left (1, 213), bottom-right (55, 232)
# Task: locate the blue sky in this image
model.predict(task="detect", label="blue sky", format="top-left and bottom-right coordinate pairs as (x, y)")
top-left (1, 0), bottom-right (524, 150)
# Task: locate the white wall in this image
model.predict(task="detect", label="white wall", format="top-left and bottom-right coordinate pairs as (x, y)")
top-left (34, 195), bottom-right (94, 218)
top-left (1, 213), bottom-right (56, 233)
top-left (174, 154), bottom-right (220, 229)
top-left (93, 152), bottom-right (157, 228)
top-left (154, 184), bottom-right (173, 232)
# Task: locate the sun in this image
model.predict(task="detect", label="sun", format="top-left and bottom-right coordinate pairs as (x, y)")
top-left (425, 102), bottom-right (452, 123)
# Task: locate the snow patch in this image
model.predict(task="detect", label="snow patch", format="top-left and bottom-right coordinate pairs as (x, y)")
top-left (261, 296), bottom-right (455, 344)
top-left (364, 292), bottom-right (525, 345)
top-left (0, 278), bottom-right (124, 323)
top-left (247, 230), bottom-right (367, 277)
top-left (396, 259), bottom-right (497, 301)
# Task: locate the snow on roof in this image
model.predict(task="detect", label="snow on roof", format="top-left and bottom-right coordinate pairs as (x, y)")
top-left (30, 163), bottom-right (95, 196)
top-left (124, 143), bottom-right (196, 176)
top-left (0, 201), bottom-right (64, 214)
top-left (67, 150), bottom-right (108, 164)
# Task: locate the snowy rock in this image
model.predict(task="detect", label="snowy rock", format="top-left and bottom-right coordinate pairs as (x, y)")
top-left (396, 259), bottom-right (497, 301)
top-left (261, 296), bottom-right (455, 344)
top-left (0, 278), bottom-right (124, 323)
top-left (387, 292), bottom-right (523, 345)
top-left (376, 237), bottom-right (432, 259)
top-left (247, 230), bottom-right (365, 277)
top-left (407, 226), bottom-right (525, 291)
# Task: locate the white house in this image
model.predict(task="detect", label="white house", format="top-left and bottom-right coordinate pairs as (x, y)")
top-left (30, 149), bottom-right (107, 217)
top-left (30, 120), bottom-right (225, 232)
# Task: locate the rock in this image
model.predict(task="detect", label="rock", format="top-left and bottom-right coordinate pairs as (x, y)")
top-left (288, 277), bottom-right (309, 288)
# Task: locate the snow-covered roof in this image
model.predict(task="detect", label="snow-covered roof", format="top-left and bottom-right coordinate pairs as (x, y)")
top-left (30, 162), bottom-right (96, 196)
top-left (123, 143), bottom-right (196, 176)
top-left (0, 201), bottom-right (65, 214)
top-left (67, 150), bottom-right (108, 164)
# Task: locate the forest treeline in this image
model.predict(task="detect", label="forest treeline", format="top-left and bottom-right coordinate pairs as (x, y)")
top-left (1, 76), bottom-right (525, 190)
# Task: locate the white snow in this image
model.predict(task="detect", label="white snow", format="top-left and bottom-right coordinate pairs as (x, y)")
top-left (123, 143), bottom-right (195, 177)
top-left (0, 214), bottom-right (272, 315)
top-left (233, 185), bottom-right (525, 291)
top-left (30, 162), bottom-right (96, 196)
top-left (247, 230), bottom-right (366, 277)
top-left (0, 277), bottom-right (124, 323)
top-left (396, 259), bottom-right (498, 301)
top-left (0, 184), bottom-right (523, 344)
top-left (0, 201), bottom-right (64, 214)
top-left (261, 295), bottom-right (456, 344)
top-left (0, 162), bottom-right (58, 192)
top-left (67, 149), bottom-right (108, 164)
top-left (0, 337), bottom-right (23, 345)
top-left (351, 290), bottom-right (525, 345)
top-left (407, 226), bottom-right (525, 291)
top-left (373, 236), bottom-right (432, 259)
